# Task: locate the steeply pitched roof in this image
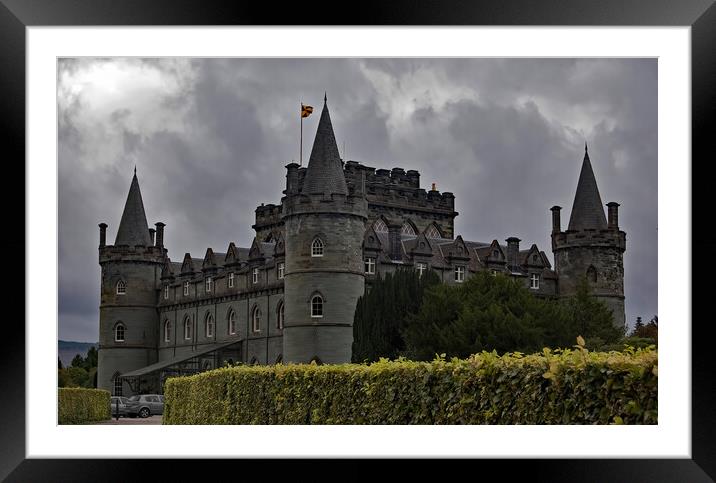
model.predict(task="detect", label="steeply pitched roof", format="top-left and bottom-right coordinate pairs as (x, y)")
top-left (568, 145), bottom-right (607, 231)
top-left (115, 171), bottom-right (151, 246)
top-left (301, 97), bottom-right (348, 196)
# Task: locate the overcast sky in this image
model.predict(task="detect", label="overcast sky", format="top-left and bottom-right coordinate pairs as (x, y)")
top-left (58, 58), bottom-right (657, 342)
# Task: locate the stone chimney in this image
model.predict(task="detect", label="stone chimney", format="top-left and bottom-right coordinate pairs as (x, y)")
top-left (155, 222), bottom-right (165, 248)
top-left (506, 237), bottom-right (521, 270)
top-left (98, 223), bottom-right (108, 247)
top-left (550, 206), bottom-right (562, 234)
top-left (606, 202), bottom-right (620, 230)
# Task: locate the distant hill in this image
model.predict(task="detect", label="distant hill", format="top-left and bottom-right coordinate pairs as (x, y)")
top-left (58, 340), bottom-right (98, 368)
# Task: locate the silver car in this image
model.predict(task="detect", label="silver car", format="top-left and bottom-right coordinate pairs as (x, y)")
top-left (125, 394), bottom-right (164, 418)
top-left (109, 396), bottom-right (130, 417)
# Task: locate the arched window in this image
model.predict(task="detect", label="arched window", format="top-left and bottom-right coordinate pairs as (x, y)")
top-left (311, 238), bottom-right (324, 257)
top-left (401, 222), bottom-right (416, 236)
top-left (424, 225), bottom-right (441, 239)
top-left (116, 280), bottom-right (126, 295)
top-left (277, 301), bottom-right (285, 330)
top-left (164, 320), bottom-right (171, 342)
top-left (373, 219), bottom-right (388, 233)
top-left (252, 306), bottom-right (261, 333)
top-left (205, 313), bottom-right (214, 338)
top-left (587, 265), bottom-right (598, 283)
top-left (228, 310), bottom-right (236, 335)
top-left (112, 373), bottom-right (123, 396)
top-left (311, 295), bottom-right (323, 318)
top-left (114, 323), bottom-right (125, 342)
top-left (184, 317), bottom-right (192, 340)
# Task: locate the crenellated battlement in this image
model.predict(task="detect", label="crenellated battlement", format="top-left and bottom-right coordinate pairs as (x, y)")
top-left (552, 229), bottom-right (626, 252)
top-left (99, 244), bottom-right (166, 264)
top-left (282, 191), bottom-right (368, 218)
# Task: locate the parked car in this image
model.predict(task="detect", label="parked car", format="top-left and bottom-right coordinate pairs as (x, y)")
top-left (125, 394), bottom-right (164, 418)
top-left (109, 396), bottom-right (131, 417)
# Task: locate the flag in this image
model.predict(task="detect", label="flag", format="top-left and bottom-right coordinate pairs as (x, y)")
top-left (301, 104), bottom-right (314, 118)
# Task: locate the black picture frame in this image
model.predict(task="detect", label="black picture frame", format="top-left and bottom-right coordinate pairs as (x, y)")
top-left (4, 0), bottom-right (714, 480)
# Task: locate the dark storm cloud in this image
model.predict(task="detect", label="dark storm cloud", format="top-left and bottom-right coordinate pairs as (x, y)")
top-left (57, 58), bottom-right (657, 342)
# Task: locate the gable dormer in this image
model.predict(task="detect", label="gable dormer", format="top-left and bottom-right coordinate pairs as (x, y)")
top-left (181, 253), bottom-right (195, 275)
top-left (202, 248), bottom-right (216, 271)
top-left (486, 240), bottom-right (506, 263)
top-left (409, 232), bottom-right (433, 256)
top-left (363, 226), bottom-right (383, 253)
top-left (225, 242), bottom-right (240, 266)
top-left (274, 234), bottom-right (285, 257)
top-left (443, 235), bottom-right (470, 261)
top-left (523, 244), bottom-right (545, 268)
top-left (248, 238), bottom-right (265, 262)
top-left (160, 257), bottom-right (175, 280)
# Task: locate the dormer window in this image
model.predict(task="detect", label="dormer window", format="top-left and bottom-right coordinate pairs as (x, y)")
top-left (228, 272), bottom-right (235, 288)
top-left (277, 262), bottom-right (285, 279)
top-left (493, 250), bottom-right (499, 258)
top-left (252, 268), bottom-right (259, 284)
top-left (183, 281), bottom-right (190, 296)
top-left (491, 270), bottom-right (498, 277)
top-left (364, 257), bottom-right (375, 274)
top-left (530, 273), bottom-right (540, 289)
top-left (455, 266), bottom-right (465, 283)
top-left (416, 262), bottom-right (427, 277)
top-left (311, 238), bottom-right (324, 257)
top-left (164, 285), bottom-right (169, 300)
top-left (116, 280), bottom-right (126, 295)
top-left (205, 277), bottom-right (213, 293)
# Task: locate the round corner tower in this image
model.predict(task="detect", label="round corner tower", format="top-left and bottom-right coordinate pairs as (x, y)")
top-left (97, 171), bottom-right (165, 395)
top-left (551, 144), bottom-right (627, 330)
top-left (281, 96), bottom-right (368, 364)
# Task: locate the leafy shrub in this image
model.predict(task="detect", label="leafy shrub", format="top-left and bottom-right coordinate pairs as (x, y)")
top-left (58, 387), bottom-right (111, 424)
top-left (164, 343), bottom-right (657, 425)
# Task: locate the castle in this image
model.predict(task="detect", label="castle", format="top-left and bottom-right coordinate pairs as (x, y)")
top-left (97, 97), bottom-right (626, 396)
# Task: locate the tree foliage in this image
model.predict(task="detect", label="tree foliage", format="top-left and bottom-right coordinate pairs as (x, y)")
top-left (59, 346), bottom-right (99, 388)
top-left (352, 267), bottom-right (441, 362)
top-left (630, 315), bottom-right (658, 342)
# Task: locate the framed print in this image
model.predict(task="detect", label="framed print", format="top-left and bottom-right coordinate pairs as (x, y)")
top-left (4, 0), bottom-right (715, 480)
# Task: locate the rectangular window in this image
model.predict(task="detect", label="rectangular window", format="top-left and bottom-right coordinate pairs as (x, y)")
top-left (455, 266), bottom-right (465, 283)
top-left (252, 268), bottom-right (259, 284)
top-left (113, 378), bottom-right (122, 397)
top-left (364, 257), bottom-right (375, 274)
top-left (205, 277), bottom-right (213, 293)
top-left (164, 285), bottom-right (169, 300)
top-left (277, 262), bottom-right (285, 279)
top-left (183, 281), bottom-right (189, 296)
top-left (530, 273), bottom-right (540, 289)
top-left (416, 262), bottom-right (427, 277)
top-left (228, 272), bottom-right (234, 288)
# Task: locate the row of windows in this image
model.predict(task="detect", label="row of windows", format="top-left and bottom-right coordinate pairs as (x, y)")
top-left (373, 219), bottom-right (442, 238)
top-left (160, 263), bottom-right (287, 300)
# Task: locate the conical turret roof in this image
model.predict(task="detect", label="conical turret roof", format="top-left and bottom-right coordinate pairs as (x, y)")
top-left (301, 96), bottom-right (348, 196)
top-left (115, 170), bottom-right (151, 246)
top-left (568, 144), bottom-right (607, 231)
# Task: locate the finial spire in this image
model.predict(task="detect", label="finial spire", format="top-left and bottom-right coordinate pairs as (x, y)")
top-left (324, 92), bottom-right (327, 104)
top-left (585, 142), bottom-right (588, 155)
top-left (134, 165), bottom-right (137, 176)
top-left (115, 170), bottom-right (152, 246)
top-left (568, 145), bottom-right (607, 231)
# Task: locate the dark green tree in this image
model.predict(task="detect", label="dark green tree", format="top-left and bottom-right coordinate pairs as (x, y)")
top-left (563, 277), bottom-right (623, 345)
top-left (71, 353), bottom-right (84, 368)
top-left (58, 357), bottom-right (63, 370)
top-left (84, 346), bottom-right (98, 369)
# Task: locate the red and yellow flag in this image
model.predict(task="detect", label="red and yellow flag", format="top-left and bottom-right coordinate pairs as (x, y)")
top-left (301, 104), bottom-right (314, 118)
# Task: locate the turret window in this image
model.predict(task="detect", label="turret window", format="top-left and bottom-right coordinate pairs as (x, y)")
top-left (252, 268), bottom-right (259, 284)
top-left (206, 313), bottom-right (214, 338)
top-left (228, 272), bottom-right (235, 288)
top-left (116, 280), bottom-right (126, 295)
top-left (252, 306), bottom-right (261, 333)
top-left (183, 281), bottom-right (190, 296)
top-left (311, 295), bottom-right (323, 318)
top-left (205, 277), bottom-right (213, 293)
top-left (364, 257), bottom-right (376, 274)
top-left (164, 320), bottom-right (171, 342)
top-left (530, 273), bottom-right (540, 289)
top-left (228, 310), bottom-right (236, 335)
top-left (311, 238), bottom-right (324, 257)
top-left (455, 266), bottom-right (465, 283)
top-left (184, 317), bottom-right (192, 340)
top-left (277, 262), bottom-right (285, 279)
top-left (114, 323), bottom-right (125, 342)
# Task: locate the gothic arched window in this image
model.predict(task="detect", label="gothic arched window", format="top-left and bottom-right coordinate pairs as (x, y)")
top-left (277, 301), bottom-right (285, 330)
top-left (252, 306), bottom-right (261, 333)
top-left (311, 295), bottom-right (323, 318)
top-left (373, 219), bottom-right (388, 233)
top-left (114, 323), bottom-right (125, 342)
top-left (401, 222), bottom-right (416, 236)
top-left (116, 280), bottom-right (126, 295)
top-left (311, 238), bottom-right (324, 257)
top-left (184, 317), bottom-right (192, 340)
top-left (424, 225), bottom-right (441, 239)
top-left (164, 320), bottom-right (171, 342)
top-left (205, 313), bottom-right (214, 338)
top-left (228, 309), bottom-right (236, 335)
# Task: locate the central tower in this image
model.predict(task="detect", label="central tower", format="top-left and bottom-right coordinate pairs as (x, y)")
top-left (282, 96), bottom-right (368, 363)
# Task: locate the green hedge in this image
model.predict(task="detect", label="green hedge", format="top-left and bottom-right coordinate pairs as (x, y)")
top-left (58, 387), bottom-right (111, 424)
top-left (163, 346), bottom-right (657, 425)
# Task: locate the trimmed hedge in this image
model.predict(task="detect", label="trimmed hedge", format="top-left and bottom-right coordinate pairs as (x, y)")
top-left (58, 387), bottom-right (111, 424)
top-left (163, 346), bottom-right (657, 425)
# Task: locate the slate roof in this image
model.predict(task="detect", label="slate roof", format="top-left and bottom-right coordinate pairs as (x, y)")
top-left (115, 172), bottom-right (151, 246)
top-left (568, 145), bottom-right (607, 230)
top-left (301, 98), bottom-right (348, 196)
